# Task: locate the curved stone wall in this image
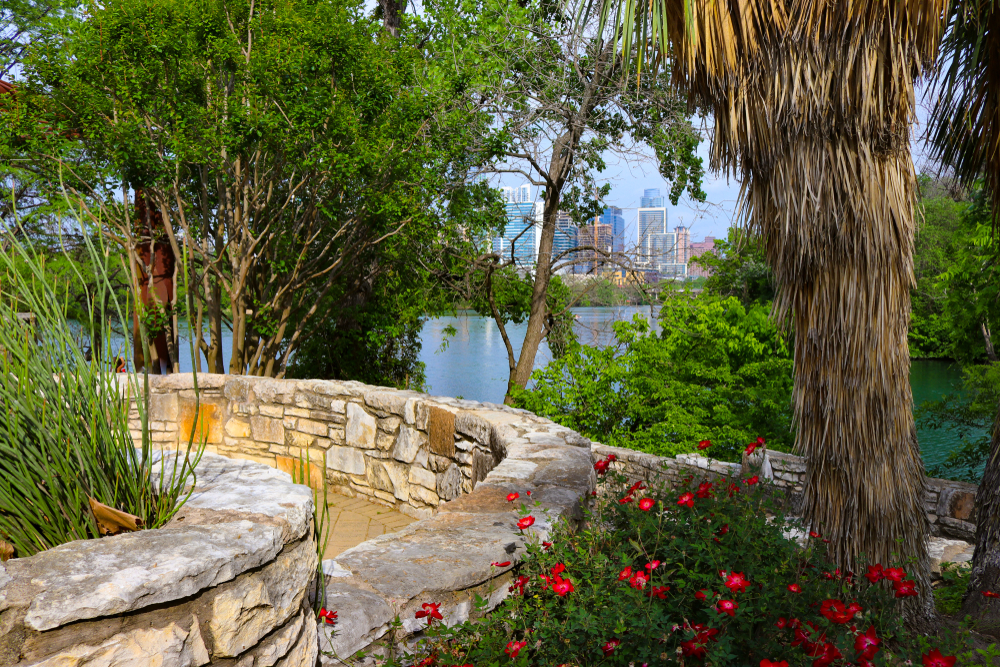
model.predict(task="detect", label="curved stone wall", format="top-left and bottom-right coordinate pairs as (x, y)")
top-left (118, 375), bottom-right (597, 664)
top-left (0, 452), bottom-right (318, 667)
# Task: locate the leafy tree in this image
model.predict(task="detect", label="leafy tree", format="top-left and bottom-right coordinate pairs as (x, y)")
top-left (434, 0), bottom-right (704, 403)
top-left (2, 0), bottom-right (493, 377)
top-left (513, 294), bottom-right (794, 460)
top-left (691, 228), bottom-right (774, 307)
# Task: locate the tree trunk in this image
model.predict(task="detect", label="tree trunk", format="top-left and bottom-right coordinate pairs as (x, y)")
top-left (379, 0), bottom-right (404, 37)
top-left (504, 185), bottom-right (559, 404)
top-left (755, 143), bottom-right (933, 617)
top-left (962, 405), bottom-right (1000, 631)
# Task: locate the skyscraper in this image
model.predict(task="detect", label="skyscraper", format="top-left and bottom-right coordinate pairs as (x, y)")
top-left (577, 223), bottom-right (613, 274)
top-left (638, 188), bottom-right (668, 269)
top-left (551, 211), bottom-right (578, 273)
top-left (675, 226), bottom-right (691, 264)
top-left (493, 184), bottom-right (540, 269)
top-left (599, 206), bottom-right (626, 252)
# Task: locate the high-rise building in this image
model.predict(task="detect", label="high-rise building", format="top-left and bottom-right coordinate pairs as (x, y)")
top-left (577, 223), bottom-right (613, 273)
top-left (551, 211), bottom-right (578, 273)
top-left (599, 206), bottom-right (626, 252)
top-left (687, 237), bottom-right (717, 278)
top-left (675, 226), bottom-right (691, 264)
top-left (500, 184), bottom-right (533, 204)
top-left (638, 188), bottom-right (668, 270)
top-left (493, 192), bottom-right (541, 269)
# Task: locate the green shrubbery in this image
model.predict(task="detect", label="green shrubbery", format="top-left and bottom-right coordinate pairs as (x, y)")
top-left (0, 230), bottom-right (200, 557)
top-left (512, 295), bottom-right (795, 461)
top-left (385, 456), bottom-right (973, 666)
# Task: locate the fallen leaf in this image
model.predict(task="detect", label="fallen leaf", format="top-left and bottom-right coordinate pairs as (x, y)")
top-left (89, 497), bottom-right (143, 535)
top-left (0, 539), bottom-right (13, 561)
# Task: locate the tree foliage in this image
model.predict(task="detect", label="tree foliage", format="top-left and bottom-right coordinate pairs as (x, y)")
top-left (513, 294), bottom-right (794, 460)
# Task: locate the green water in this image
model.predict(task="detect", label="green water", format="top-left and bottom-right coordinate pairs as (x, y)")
top-left (911, 359), bottom-right (985, 477)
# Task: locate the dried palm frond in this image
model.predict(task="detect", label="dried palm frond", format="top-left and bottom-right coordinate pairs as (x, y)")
top-left (591, 0), bottom-right (948, 614)
top-left (927, 0), bottom-right (1000, 223)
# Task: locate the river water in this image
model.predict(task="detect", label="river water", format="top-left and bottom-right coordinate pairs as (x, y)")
top-left (156, 306), bottom-right (979, 473)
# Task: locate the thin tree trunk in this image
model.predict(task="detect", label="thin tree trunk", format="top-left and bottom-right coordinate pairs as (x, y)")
top-left (961, 403), bottom-right (1000, 630)
top-left (983, 321), bottom-right (998, 362)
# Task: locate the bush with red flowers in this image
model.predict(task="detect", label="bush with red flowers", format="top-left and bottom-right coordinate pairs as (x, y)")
top-left (390, 463), bottom-right (973, 666)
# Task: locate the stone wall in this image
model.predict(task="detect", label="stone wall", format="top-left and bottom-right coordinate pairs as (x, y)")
top-left (119, 374), bottom-right (597, 665)
top-left (592, 442), bottom-right (979, 539)
top-left (0, 452), bottom-right (318, 667)
top-left (126, 375), bottom-right (533, 521)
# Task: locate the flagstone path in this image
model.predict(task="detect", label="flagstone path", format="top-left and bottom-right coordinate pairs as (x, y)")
top-left (321, 493), bottom-right (416, 559)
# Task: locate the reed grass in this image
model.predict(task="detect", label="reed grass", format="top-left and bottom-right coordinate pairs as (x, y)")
top-left (0, 217), bottom-right (201, 558)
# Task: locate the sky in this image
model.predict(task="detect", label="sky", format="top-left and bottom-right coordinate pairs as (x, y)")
top-left (501, 83), bottom-right (942, 248)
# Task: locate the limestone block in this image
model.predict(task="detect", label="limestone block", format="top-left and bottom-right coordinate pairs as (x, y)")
top-left (367, 460), bottom-right (395, 494)
top-left (285, 407), bottom-right (311, 419)
top-left (151, 431), bottom-right (177, 443)
top-left (428, 454), bottom-right (452, 473)
top-left (928, 536), bottom-right (975, 578)
top-left (408, 466), bottom-right (436, 490)
top-left (403, 398), bottom-right (417, 425)
top-left (392, 426), bottom-right (423, 463)
top-left (428, 407), bottom-right (456, 458)
top-left (940, 516), bottom-right (976, 542)
top-left (208, 538), bottom-right (316, 657)
top-left (20, 520), bottom-right (285, 631)
top-left (383, 460), bottom-right (410, 502)
top-left (285, 430), bottom-right (315, 450)
top-left (414, 447), bottom-right (429, 469)
top-left (226, 419), bottom-right (252, 438)
top-left (259, 405), bottom-right (284, 418)
top-left (28, 617), bottom-right (210, 667)
top-left (373, 490), bottom-right (395, 504)
top-left (296, 418), bottom-right (328, 437)
top-left (365, 390), bottom-right (409, 416)
top-left (274, 611), bottom-right (316, 667)
top-left (331, 400), bottom-right (346, 414)
top-left (437, 463), bottom-right (463, 501)
top-left (318, 581), bottom-right (393, 661)
top-left (326, 445), bottom-right (366, 476)
top-left (148, 392), bottom-right (180, 423)
top-left (409, 485), bottom-right (440, 506)
top-left (455, 451), bottom-right (473, 465)
top-left (376, 431), bottom-right (395, 451)
top-left (247, 610), bottom-right (305, 667)
top-left (251, 416), bottom-right (285, 445)
top-left (346, 403), bottom-right (377, 449)
top-left (454, 411), bottom-right (491, 446)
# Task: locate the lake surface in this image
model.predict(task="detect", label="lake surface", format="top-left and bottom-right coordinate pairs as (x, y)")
top-left (160, 307), bottom-right (981, 473)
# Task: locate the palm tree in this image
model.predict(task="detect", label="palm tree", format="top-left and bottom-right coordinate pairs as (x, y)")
top-left (594, 0), bottom-right (947, 612)
top-left (925, 0), bottom-right (1000, 623)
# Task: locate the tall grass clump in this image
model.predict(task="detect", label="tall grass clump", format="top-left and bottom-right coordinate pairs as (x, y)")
top-left (0, 224), bottom-right (201, 558)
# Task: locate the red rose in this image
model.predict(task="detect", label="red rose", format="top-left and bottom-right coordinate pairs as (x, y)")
top-left (618, 566), bottom-right (632, 581)
top-left (723, 571), bottom-right (750, 594)
top-left (639, 497), bottom-right (655, 511)
top-left (607, 454), bottom-right (616, 462)
top-left (509, 575), bottom-right (529, 595)
top-left (819, 599), bottom-right (855, 624)
top-left (542, 541), bottom-right (553, 550)
top-left (319, 608), bottom-right (337, 626)
top-left (746, 475), bottom-right (759, 485)
top-left (716, 524), bottom-right (729, 536)
top-left (893, 580), bottom-right (918, 598)
top-left (552, 576), bottom-right (574, 596)
top-left (727, 482), bottom-right (740, 497)
top-left (594, 459), bottom-right (609, 474)
top-left (506, 492), bottom-right (519, 502)
top-left (854, 626), bottom-right (880, 660)
top-left (415, 602), bottom-right (443, 624)
top-left (745, 442), bottom-right (758, 456)
top-left (505, 640), bottom-right (527, 658)
top-left (716, 599), bottom-right (738, 617)
top-left (812, 642), bottom-right (842, 667)
top-left (695, 589), bottom-right (711, 601)
top-left (809, 530), bottom-right (822, 539)
top-left (550, 563), bottom-right (565, 576)
top-left (775, 617), bottom-right (787, 629)
top-left (645, 560), bottom-right (661, 571)
top-left (517, 516), bottom-right (535, 530)
top-left (491, 561), bottom-right (511, 567)
top-left (696, 482), bottom-right (714, 498)
top-left (629, 570), bottom-right (649, 590)
top-left (787, 583), bottom-right (801, 593)
top-left (698, 439), bottom-right (712, 450)
top-left (883, 567), bottom-right (906, 582)
top-left (677, 492), bottom-right (695, 508)
top-left (647, 585), bottom-right (670, 599)
top-left (922, 649), bottom-right (956, 667)
top-left (864, 564), bottom-right (883, 584)
top-left (601, 639), bottom-right (621, 656)
top-left (984, 591), bottom-right (1000, 598)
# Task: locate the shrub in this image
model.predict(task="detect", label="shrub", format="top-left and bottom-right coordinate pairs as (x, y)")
top-left (0, 230), bottom-right (201, 557)
top-left (394, 455), bottom-right (971, 666)
top-left (512, 295), bottom-right (795, 461)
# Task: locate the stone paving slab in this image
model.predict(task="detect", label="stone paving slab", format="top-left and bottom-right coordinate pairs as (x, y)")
top-left (322, 494), bottom-right (415, 559)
